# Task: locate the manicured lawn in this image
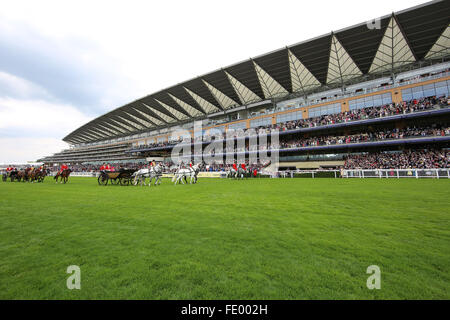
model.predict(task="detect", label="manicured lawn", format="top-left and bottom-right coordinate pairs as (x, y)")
top-left (0, 177), bottom-right (449, 299)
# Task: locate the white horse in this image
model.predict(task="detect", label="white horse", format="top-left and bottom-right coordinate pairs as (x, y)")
top-left (148, 164), bottom-right (164, 186)
top-left (190, 162), bottom-right (203, 184)
top-left (172, 167), bottom-right (193, 185)
top-left (236, 167), bottom-right (247, 179)
top-left (172, 162), bottom-right (203, 185)
top-left (226, 167), bottom-right (246, 179)
top-left (133, 164), bottom-right (164, 186)
top-left (226, 168), bottom-right (237, 179)
top-left (132, 168), bottom-right (149, 186)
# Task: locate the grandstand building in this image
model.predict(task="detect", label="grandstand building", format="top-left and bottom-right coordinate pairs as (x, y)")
top-left (39, 0), bottom-right (450, 171)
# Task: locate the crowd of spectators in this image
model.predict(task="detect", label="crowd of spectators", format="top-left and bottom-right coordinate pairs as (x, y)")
top-left (344, 149), bottom-right (449, 169)
top-left (193, 124), bottom-right (449, 154)
top-left (279, 125), bottom-right (450, 149)
top-left (277, 95), bottom-right (448, 131)
top-left (132, 95), bottom-right (449, 150)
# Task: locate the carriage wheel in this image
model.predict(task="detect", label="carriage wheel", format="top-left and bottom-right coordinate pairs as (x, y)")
top-left (110, 178), bottom-right (118, 185)
top-left (98, 174), bottom-right (108, 186)
top-left (120, 177), bottom-right (130, 186)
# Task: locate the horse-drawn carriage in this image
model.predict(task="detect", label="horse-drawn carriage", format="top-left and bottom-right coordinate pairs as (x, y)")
top-left (97, 168), bottom-right (136, 186)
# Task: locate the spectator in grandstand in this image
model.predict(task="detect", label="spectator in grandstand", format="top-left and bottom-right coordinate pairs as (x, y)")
top-left (344, 149), bottom-right (449, 169)
top-left (135, 96), bottom-right (448, 151)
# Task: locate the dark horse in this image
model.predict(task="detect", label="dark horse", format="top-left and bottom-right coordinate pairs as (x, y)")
top-left (15, 169), bottom-right (26, 182)
top-left (9, 169), bottom-right (20, 182)
top-left (54, 169), bottom-right (72, 184)
top-left (30, 168), bottom-right (49, 183)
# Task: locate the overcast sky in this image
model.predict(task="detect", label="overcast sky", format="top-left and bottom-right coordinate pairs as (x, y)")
top-left (0, 0), bottom-right (426, 163)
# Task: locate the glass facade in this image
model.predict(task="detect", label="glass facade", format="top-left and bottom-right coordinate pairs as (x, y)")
top-left (250, 117), bottom-right (272, 128)
top-left (228, 121), bottom-right (247, 130)
top-left (401, 80), bottom-right (450, 101)
top-left (348, 93), bottom-right (392, 110)
top-left (308, 102), bottom-right (341, 118)
top-left (210, 126), bottom-right (225, 133)
top-left (276, 110), bottom-right (303, 123)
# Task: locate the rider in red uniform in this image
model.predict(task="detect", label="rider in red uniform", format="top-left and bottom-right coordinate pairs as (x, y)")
top-left (240, 163), bottom-right (246, 171)
top-left (60, 163), bottom-right (68, 173)
top-left (105, 164), bottom-right (111, 171)
top-left (6, 166), bottom-right (13, 177)
top-left (100, 163), bottom-right (106, 171)
top-left (232, 162), bottom-right (237, 171)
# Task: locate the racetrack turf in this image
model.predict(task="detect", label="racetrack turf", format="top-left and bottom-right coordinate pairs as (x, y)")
top-left (0, 177), bottom-right (449, 299)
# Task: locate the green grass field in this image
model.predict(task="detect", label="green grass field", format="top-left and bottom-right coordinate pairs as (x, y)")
top-left (0, 177), bottom-right (449, 299)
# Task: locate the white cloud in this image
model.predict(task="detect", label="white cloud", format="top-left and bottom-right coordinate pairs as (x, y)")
top-left (0, 71), bottom-right (51, 99)
top-left (0, 137), bottom-right (68, 164)
top-left (0, 0), bottom-right (426, 98)
top-left (0, 0), bottom-right (427, 163)
top-left (0, 97), bottom-right (90, 162)
top-left (0, 97), bottom-right (90, 133)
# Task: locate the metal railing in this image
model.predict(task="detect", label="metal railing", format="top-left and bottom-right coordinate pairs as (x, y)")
top-left (274, 169), bottom-right (450, 179)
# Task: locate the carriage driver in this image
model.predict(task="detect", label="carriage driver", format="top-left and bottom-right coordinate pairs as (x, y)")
top-left (149, 159), bottom-right (156, 167)
top-left (100, 163), bottom-right (106, 171)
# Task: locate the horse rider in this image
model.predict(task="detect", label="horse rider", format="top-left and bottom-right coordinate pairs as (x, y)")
top-left (5, 165), bottom-right (14, 177)
top-left (149, 159), bottom-right (156, 168)
top-left (60, 163), bottom-right (68, 174)
top-left (240, 162), bottom-right (246, 172)
top-left (232, 161), bottom-right (237, 172)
